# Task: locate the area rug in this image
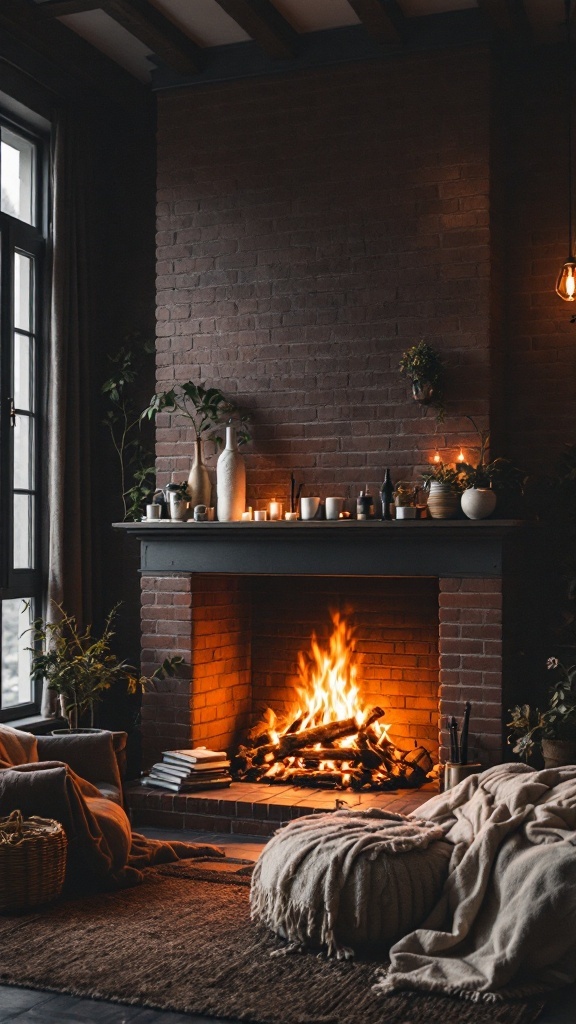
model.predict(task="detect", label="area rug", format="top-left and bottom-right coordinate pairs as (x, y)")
top-left (0, 863), bottom-right (545, 1024)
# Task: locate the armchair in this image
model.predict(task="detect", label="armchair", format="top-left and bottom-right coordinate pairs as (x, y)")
top-left (0, 723), bottom-right (132, 884)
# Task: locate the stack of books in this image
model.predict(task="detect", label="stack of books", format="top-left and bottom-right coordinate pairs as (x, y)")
top-left (143, 747), bottom-right (232, 792)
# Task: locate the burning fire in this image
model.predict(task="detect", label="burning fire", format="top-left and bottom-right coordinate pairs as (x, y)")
top-left (293, 611), bottom-right (388, 742)
top-left (232, 610), bottom-right (434, 791)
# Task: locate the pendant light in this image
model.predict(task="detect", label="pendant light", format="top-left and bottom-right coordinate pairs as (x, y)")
top-left (557, 0), bottom-right (576, 300)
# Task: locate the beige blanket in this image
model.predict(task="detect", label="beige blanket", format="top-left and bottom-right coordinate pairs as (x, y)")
top-left (375, 762), bottom-right (576, 1002)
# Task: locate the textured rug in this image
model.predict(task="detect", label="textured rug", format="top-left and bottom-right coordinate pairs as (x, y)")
top-left (0, 861), bottom-right (544, 1024)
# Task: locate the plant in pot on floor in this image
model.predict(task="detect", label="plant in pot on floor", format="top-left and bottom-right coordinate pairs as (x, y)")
top-left (421, 463), bottom-right (464, 519)
top-left (458, 417), bottom-right (526, 520)
top-left (399, 341), bottom-right (445, 420)
top-left (507, 656), bottom-right (576, 767)
top-left (26, 603), bottom-right (183, 731)
top-left (141, 381), bottom-right (251, 512)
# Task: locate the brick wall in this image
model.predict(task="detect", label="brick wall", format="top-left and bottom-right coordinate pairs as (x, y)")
top-left (155, 49), bottom-right (493, 504)
top-left (439, 577), bottom-right (503, 765)
top-left (141, 573), bottom-right (251, 766)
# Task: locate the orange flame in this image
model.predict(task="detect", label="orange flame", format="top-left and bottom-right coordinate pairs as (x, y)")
top-left (296, 611), bottom-right (361, 730)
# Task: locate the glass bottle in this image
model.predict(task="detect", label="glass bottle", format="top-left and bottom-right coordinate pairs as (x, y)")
top-left (381, 469), bottom-right (394, 521)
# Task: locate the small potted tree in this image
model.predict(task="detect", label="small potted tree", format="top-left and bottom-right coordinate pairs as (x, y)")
top-left (141, 382), bottom-right (251, 510)
top-left (421, 464), bottom-right (464, 519)
top-left (507, 657), bottom-right (576, 767)
top-left (27, 604), bottom-right (182, 730)
top-left (458, 419), bottom-right (525, 519)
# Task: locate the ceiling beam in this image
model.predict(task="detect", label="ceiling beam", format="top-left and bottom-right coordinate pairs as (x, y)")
top-left (477, 0), bottom-right (532, 46)
top-left (103, 0), bottom-right (204, 76)
top-left (347, 0), bottom-right (408, 47)
top-left (4, 0), bottom-right (148, 114)
top-left (32, 1), bottom-right (103, 15)
top-left (213, 0), bottom-right (298, 60)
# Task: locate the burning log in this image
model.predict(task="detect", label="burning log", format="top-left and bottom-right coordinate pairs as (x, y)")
top-left (289, 747), bottom-right (360, 762)
top-left (277, 716), bottom-right (358, 757)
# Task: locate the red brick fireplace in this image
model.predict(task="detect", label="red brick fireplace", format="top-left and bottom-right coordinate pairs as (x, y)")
top-left (121, 519), bottom-right (537, 780)
top-left (123, 41), bottom-right (568, 829)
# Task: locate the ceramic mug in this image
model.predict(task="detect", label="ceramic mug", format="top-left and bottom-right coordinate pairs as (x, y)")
top-left (325, 496), bottom-right (344, 520)
top-left (300, 496), bottom-right (321, 520)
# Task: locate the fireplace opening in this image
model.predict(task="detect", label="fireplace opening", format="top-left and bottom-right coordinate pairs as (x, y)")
top-left (231, 606), bottom-right (439, 790)
top-left (140, 574), bottom-right (445, 776)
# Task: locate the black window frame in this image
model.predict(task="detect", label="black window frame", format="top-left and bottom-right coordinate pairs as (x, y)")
top-left (0, 109), bottom-right (49, 721)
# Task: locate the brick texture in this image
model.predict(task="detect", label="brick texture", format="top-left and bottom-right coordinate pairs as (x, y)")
top-left (155, 51), bottom-right (493, 504)
top-left (439, 577), bottom-right (503, 765)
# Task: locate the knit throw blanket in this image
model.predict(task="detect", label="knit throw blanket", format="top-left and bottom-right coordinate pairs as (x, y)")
top-left (375, 762), bottom-right (576, 1002)
top-left (250, 807), bottom-right (449, 958)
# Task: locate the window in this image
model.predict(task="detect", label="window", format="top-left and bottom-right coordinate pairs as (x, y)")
top-left (0, 115), bottom-right (47, 720)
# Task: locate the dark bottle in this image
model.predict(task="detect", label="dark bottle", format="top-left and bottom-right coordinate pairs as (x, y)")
top-left (381, 469), bottom-right (394, 520)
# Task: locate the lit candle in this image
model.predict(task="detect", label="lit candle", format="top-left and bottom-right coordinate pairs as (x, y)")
top-left (254, 510), bottom-right (268, 521)
top-left (457, 449), bottom-right (465, 463)
top-left (241, 510), bottom-right (252, 521)
top-left (284, 511), bottom-right (298, 521)
top-left (268, 499), bottom-right (283, 521)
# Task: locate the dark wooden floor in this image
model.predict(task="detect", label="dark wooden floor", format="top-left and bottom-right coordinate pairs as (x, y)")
top-left (0, 829), bottom-right (573, 1024)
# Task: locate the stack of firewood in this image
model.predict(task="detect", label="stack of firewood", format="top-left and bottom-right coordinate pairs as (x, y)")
top-left (231, 706), bottom-right (435, 791)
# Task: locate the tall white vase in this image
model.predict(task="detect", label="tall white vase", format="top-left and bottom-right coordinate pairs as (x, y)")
top-left (187, 439), bottom-right (212, 508)
top-left (216, 425), bottom-right (246, 522)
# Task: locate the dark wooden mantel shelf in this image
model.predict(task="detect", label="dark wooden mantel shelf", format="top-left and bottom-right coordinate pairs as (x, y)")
top-left (114, 519), bottom-right (535, 578)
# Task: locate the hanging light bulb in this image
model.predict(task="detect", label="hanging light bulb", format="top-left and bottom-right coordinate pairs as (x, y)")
top-left (556, 257), bottom-right (576, 300)
top-left (557, 1), bottom-right (576, 300)
top-left (433, 450), bottom-right (441, 463)
top-left (457, 449), bottom-right (465, 463)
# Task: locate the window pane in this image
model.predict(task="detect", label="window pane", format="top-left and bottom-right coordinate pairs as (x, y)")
top-left (13, 413), bottom-right (33, 489)
top-left (14, 333), bottom-right (32, 411)
top-left (13, 493), bottom-right (34, 569)
top-left (14, 253), bottom-right (32, 331)
top-left (1, 128), bottom-right (35, 225)
top-left (1, 599), bottom-right (33, 707)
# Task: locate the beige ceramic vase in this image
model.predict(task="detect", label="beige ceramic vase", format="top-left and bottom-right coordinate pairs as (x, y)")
top-left (187, 440), bottom-right (212, 509)
top-left (426, 481), bottom-right (460, 519)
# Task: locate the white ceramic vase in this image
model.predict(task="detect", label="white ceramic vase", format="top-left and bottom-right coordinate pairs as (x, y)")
top-left (187, 439), bottom-right (212, 508)
top-left (216, 425), bottom-right (246, 522)
top-left (461, 487), bottom-right (497, 520)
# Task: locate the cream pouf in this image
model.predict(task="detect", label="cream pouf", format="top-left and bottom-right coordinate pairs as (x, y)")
top-left (250, 808), bottom-right (452, 957)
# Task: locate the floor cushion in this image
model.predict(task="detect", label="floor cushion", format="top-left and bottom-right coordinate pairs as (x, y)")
top-left (250, 807), bottom-right (452, 957)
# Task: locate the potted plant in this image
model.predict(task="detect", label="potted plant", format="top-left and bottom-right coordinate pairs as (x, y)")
top-left (507, 657), bottom-right (576, 767)
top-left (141, 382), bottom-right (251, 509)
top-left (164, 481), bottom-right (190, 521)
top-left (101, 336), bottom-right (156, 522)
top-left (26, 604), bottom-right (183, 730)
top-left (421, 463), bottom-right (464, 519)
top-left (399, 341), bottom-right (445, 418)
top-left (458, 418), bottom-right (525, 520)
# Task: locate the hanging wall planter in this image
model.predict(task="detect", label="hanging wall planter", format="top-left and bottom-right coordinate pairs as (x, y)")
top-left (399, 341), bottom-right (445, 420)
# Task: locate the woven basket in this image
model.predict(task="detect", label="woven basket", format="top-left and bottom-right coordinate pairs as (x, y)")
top-left (0, 810), bottom-right (67, 913)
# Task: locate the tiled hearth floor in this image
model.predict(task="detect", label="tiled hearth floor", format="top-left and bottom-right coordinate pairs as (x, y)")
top-left (127, 779), bottom-right (438, 836)
top-left (0, 827), bottom-right (573, 1023)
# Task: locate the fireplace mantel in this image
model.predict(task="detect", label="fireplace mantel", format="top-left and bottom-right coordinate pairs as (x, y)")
top-left (115, 519), bottom-right (534, 578)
